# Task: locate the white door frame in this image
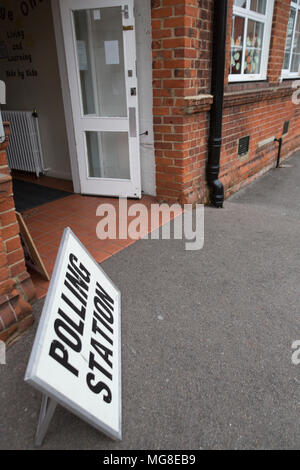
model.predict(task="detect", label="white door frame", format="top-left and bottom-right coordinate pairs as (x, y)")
top-left (51, 0), bottom-right (141, 198)
top-left (51, 0), bottom-right (81, 194)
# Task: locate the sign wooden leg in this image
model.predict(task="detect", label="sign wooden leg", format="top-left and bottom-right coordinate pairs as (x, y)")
top-left (35, 395), bottom-right (57, 447)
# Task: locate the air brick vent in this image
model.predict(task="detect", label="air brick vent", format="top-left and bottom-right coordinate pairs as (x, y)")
top-left (238, 136), bottom-right (250, 157)
top-left (283, 120), bottom-right (290, 135)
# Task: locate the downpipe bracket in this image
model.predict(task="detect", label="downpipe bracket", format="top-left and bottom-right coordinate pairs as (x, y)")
top-left (274, 137), bottom-right (282, 168)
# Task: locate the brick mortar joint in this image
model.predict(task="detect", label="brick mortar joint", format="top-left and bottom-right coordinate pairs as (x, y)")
top-left (1, 221), bottom-right (18, 230)
top-left (184, 93), bottom-right (213, 102)
top-left (17, 280), bottom-right (29, 303)
top-left (5, 234), bottom-right (20, 243)
top-left (0, 208), bottom-right (15, 215)
top-left (0, 277), bottom-right (35, 329)
top-left (184, 104), bottom-right (212, 114)
top-left (8, 299), bottom-right (18, 322)
top-left (7, 246), bottom-right (22, 256)
top-left (0, 173), bottom-right (12, 183)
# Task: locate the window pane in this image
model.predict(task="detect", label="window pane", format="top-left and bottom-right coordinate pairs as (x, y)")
top-left (234, 0), bottom-right (247, 7)
top-left (244, 19), bottom-right (264, 74)
top-left (291, 53), bottom-right (300, 72)
top-left (291, 10), bottom-right (300, 72)
top-left (283, 8), bottom-right (296, 70)
top-left (230, 16), bottom-right (245, 75)
top-left (86, 131), bottom-right (130, 179)
top-left (250, 0), bottom-right (267, 14)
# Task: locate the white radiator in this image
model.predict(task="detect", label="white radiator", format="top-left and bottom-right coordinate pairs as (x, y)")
top-left (2, 110), bottom-right (45, 177)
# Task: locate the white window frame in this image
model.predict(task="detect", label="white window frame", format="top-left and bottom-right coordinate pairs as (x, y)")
top-left (281, 1), bottom-right (300, 79)
top-left (229, 0), bottom-right (274, 82)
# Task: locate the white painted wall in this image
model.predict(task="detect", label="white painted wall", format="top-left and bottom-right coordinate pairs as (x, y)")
top-left (135, 0), bottom-right (156, 196)
top-left (0, 0), bottom-right (72, 180)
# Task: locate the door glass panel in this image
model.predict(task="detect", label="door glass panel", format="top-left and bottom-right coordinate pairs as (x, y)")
top-left (86, 131), bottom-right (130, 179)
top-left (73, 7), bottom-right (127, 117)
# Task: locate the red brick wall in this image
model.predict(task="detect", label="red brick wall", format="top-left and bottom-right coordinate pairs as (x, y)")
top-left (222, 0), bottom-right (300, 198)
top-left (0, 123), bottom-right (36, 345)
top-left (151, 0), bottom-right (300, 204)
top-left (221, 89), bottom-right (300, 196)
top-left (151, 0), bottom-right (214, 204)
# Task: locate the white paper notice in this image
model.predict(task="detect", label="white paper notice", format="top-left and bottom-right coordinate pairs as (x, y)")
top-left (104, 40), bottom-right (120, 65)
top-left (93, 9), bottom-right (101, 20)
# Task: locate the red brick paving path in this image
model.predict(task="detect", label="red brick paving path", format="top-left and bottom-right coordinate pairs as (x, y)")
top-left (22, 194), bottom-right (181, 299)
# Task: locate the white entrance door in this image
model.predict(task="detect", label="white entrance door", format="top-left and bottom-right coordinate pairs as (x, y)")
top-left (60, 0), bottom-right (141, 198)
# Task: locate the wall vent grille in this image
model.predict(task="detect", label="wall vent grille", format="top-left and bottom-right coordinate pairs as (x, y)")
top-left (283, 120), bottom-right (290, 135)
top-left (238, 135), bottom-right (250, 157)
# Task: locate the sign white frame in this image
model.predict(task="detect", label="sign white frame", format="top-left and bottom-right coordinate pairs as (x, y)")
top-left (25, 228), bottom-right (122, 444)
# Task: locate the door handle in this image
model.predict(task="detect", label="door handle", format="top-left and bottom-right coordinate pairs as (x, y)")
top-left (129, 108), bottom-right (136, 138)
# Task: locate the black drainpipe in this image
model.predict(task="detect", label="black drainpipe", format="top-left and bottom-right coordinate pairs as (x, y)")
top-left (274, 137), bottom-right (282, 168)
top-left (206, 0), bottom-right (228, 208)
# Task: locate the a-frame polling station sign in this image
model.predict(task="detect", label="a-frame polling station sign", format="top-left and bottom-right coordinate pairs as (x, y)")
top-left (25, 228), bottom-right (121, 445)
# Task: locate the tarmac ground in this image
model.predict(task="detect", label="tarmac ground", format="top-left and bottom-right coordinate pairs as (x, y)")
top-left (1, 153), bottom-right (300, 450)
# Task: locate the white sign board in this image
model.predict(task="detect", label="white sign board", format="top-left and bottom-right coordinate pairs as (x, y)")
top-left (104, 40), bottom-right (120, 65)
top-left (25, 228), bottom-right (121, 441)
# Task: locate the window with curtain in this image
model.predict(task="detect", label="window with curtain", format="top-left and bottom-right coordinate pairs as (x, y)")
top-left (229, 0), bottom-right (274, 82)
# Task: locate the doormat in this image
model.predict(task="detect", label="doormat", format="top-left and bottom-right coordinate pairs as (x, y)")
top-left (12, 179), bottom-right (72, 212)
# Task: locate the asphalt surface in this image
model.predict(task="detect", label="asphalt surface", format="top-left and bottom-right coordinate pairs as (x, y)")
top-left (1, 153), bottom-right (300, 450)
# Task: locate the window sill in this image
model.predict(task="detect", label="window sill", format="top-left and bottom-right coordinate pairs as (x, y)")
top-left (281, 76), bottom-right (300, 81)
top-left (228, 76), bottom-right (267, 83)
